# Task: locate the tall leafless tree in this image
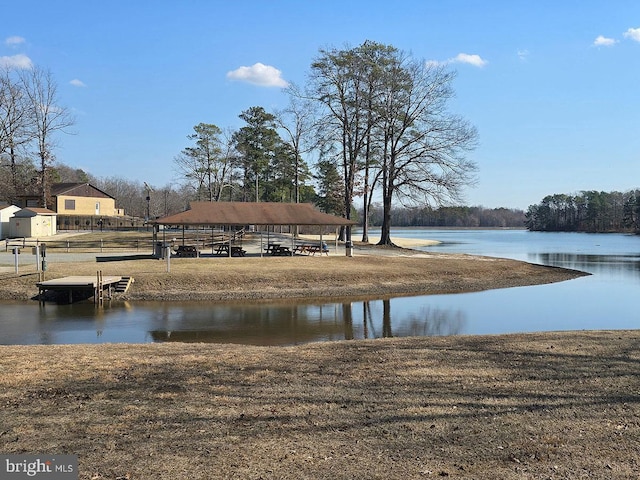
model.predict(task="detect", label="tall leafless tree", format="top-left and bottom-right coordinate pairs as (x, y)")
top-left (275, 85), bottom-right (316, 204)
top-left (376, 56), bottom-right (478, 245)
top-left (0, 67), bottom-right (34, 201)
top-left (309, 44), bottom-right (374, 242)
top-left (308, 42), bottom-right (478, 245)
top-left (20, 66), bottom-right (75, 208)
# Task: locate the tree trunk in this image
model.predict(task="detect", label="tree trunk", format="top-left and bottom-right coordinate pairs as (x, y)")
top-left (378, 145), bottom-right (394, 246)
top-left (40, 153), bottom-right (48, 209)
top-left (361, 188), bottom-right (369, 243)
top-left (378, 192), bottom-right (394, 245)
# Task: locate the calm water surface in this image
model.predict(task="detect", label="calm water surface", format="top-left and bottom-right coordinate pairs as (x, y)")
top-left (1, 229), bottom-right (638, 345)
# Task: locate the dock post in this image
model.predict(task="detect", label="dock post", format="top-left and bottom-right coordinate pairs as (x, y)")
top-left (96, 270), bottom-right (104, 306)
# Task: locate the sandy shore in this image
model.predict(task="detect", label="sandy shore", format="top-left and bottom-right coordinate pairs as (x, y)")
top-left (298, 233), bottom-right (441, 249)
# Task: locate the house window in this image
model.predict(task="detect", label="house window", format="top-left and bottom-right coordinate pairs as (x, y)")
top-left (65, 199), bottom-right (76, 210)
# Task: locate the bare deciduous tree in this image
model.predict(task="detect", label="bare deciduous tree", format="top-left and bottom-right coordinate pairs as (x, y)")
top-left (20, 66), bottom-right (75, 208)
top-left (275, 85), bottom-right (316, 204)
top-left (0, 67), bottom-right (34, 201)
top-left (309, 44), bottom-right (374, 241)
top-left (376, 57), bottom-right (478, 245)
top-left (307, 41), bottom-right (478, 245)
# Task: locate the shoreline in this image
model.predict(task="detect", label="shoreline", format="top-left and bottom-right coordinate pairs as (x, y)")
top-left (0, 243), bottom-right (588, 302)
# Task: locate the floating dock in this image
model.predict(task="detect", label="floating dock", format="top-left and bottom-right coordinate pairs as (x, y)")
top-left (37, 274), bottom-right (133, 304)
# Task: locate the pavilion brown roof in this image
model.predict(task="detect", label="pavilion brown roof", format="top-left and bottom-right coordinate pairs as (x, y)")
top-left (153, 202), bottom-right (355, 226)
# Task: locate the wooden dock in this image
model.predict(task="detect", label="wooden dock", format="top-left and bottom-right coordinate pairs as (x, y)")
top-left (37, 273), bottom-right (133, 304)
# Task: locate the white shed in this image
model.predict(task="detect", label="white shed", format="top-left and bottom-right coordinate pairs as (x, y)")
top-left (9, 208), bottom-right (57, 238)
top-left (0, 204), bottom-right (20, 239)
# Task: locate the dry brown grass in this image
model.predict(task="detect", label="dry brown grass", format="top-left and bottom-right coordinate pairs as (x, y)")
top-left (1, 331), bottom-right (639, 479)
top-left (0, 252), bottom-right (586, 302)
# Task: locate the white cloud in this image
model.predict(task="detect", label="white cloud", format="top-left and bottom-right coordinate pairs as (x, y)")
top-left (623, 27), bottom-right (640, 42)
top-left (0, 53), bottom-right (33, 69)
top-left (5, 36), bottom-right (25, 47)
top-left (593, 35), bottom-right (617, 47)
top-left (451, 53), bottom-right (488, 68)
top-left (517, 49), bottom-right (530, 61)
top-left (70, 79), bottom-right (87, 87)
top-left (226, 62), bottom-right (289, 87)
top-left (426, 53), bottom-right (488, 69)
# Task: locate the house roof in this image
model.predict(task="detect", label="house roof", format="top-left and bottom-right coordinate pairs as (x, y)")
top-left (0, 204), bottom-right (20, 212)
top-left (51, 183), bottom-right (115, 199)
top-left (154, 202), bottom-right (355, 227)
top-left (15, 208), bottom-right (57, 217)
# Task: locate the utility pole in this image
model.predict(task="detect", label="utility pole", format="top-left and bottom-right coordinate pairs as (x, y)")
top-left (144, 182), bottom-right (154, 231)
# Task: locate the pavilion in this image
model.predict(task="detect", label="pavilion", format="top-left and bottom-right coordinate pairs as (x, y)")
top-left (151, 201), bottom-right (356, 257)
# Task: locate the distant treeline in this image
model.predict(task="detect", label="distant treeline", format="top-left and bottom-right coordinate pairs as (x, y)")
top-left (525, 190), bottom-right (640, 233)
top-left (368, 205), bottom-right (526, 228)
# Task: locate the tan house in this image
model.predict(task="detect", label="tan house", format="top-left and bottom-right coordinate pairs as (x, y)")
top-left (17, 183), bottom-right (124, 217)
top-left (9, 208), bottom-right (57, 238)
top-left (52, 183), bottom-right (122, 217)
top-left (16, 183), bottom-right (129, 231)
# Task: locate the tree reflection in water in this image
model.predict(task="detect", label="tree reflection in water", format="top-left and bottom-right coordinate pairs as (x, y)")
top-left (342, 299), bottom-right (466, 340)
top-left (4, 294), bottom-right (466, 345)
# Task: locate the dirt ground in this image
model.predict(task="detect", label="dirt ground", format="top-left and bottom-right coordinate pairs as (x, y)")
top-left (1, 332), bottom-right (639, 479)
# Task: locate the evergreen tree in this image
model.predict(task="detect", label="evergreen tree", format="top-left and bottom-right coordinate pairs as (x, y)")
top-left (233, 106), bottom-right (282, 202)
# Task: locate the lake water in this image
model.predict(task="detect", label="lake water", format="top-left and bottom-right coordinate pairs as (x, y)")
top-left (1, 229), bottom-right (638, 345)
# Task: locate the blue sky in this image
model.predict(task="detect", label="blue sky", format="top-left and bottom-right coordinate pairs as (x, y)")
top-left (2, 1), bottom-right (639, 210)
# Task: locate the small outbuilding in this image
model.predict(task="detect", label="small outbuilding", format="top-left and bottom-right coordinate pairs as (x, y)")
top-left (9, 207), bottom-right (57, 238)
top-left (0, 204), bottom-right (21, 239)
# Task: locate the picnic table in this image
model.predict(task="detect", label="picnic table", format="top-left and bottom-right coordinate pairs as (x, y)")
top-left (214, 244), bottom-right (246, 257)
top-left (293, 243), bottom-right (329, 256)
top-left (265, 243), bottom-right (291, 256)
top-left (175, 245), bottom-right (199, 257)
